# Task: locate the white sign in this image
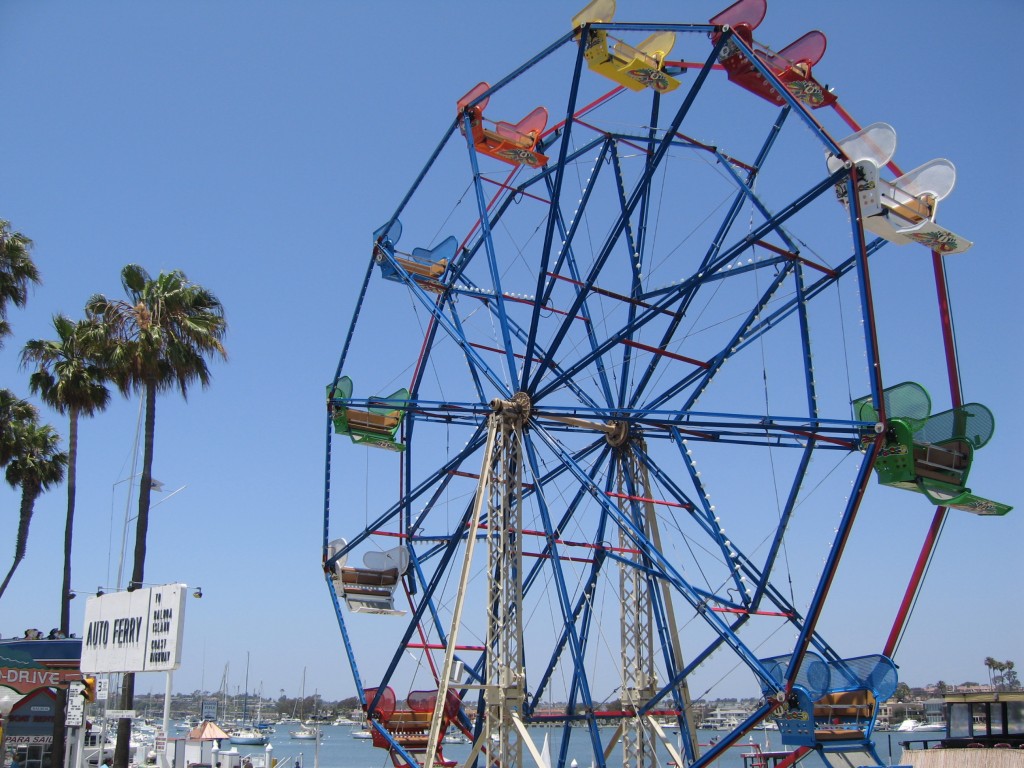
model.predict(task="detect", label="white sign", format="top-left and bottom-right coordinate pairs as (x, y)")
top-left (201, 699), bottom-right (217, 721)
top-left (66, 683), bottom-right (84, 726)
top-left (106, 709), bottom-right (137, 719)
top-left (80, 584), bottom-right (187, 674)
top-left (96, 678), bottom-right (109, 701)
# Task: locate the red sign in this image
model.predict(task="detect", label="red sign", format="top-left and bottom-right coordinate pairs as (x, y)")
top-left (0, 667), bottom-right (82, 694)
top-left (0, 642), bottom-right (83, 694)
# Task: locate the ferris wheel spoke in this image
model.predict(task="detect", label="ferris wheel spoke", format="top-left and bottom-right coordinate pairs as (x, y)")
top-left (534, 138), bottom-right (611, 307)
top-left (520, 56), bottom-right (591, 393)
top-left (527, 420), bottom-right (789, 693)
top-left (446, 276), bottom-right (607, 412)
top-left (463, 117), bottom-right (525, 387)
top-left (607, 139), bottom-right (650, 410)
top-left (328, 420), bottom-right (487, 567)
top-left (528, 61), bottom-right (721, 396)
top-left (534, 155), bottom-right (620, 407)
top-left (684, 264), bottom-right (794, 413)
top-left (531, 219), bottom-right (812, 407)
top-left (639, 435), bottom-right (828, 624)
top-left (518, 432), bottom-right (604, 709)
top-left (711, 147), bottom-right (804, 256)
top-left (641, 167), bottom-right (845, 302)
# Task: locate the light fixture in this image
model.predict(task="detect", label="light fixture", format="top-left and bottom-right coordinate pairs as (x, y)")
top-left (96, 587), bottom-right (105, 597)
top-left (68, 590), bottom-right (77, 600)
top-left (192, 587), bottom-right (203, 599)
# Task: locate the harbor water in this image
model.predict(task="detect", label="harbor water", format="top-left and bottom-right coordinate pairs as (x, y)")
top-left (208, 723), bottom-right (910, 768)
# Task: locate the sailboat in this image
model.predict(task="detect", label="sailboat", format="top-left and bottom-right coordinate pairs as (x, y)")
top-left (230, 727), bottom-right (267, 745)
top-left (290, 671), bottom-right (322, 740)
top-left (230, 653), bottom-right (269, 746)
top-left (290, 724), bottom-right (321, 741)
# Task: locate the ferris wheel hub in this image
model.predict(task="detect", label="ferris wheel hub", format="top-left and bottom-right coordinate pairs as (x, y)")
top-left (606, 419), bottom-right (631, 447)
top-left (489, 391), bottom-right (532, 424)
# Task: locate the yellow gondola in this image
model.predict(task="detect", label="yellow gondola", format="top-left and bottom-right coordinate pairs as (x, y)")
top-left (572, 0), bottom-right (679, 93)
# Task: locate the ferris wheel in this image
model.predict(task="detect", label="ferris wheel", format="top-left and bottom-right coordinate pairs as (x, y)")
top-left (322, 2), bottom-right (1003, 767)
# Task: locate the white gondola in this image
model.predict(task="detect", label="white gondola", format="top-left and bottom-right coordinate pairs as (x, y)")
top-left (826, 122), bottom-right (972, 255)
top-left (327, 538), bottom-right (408, 615)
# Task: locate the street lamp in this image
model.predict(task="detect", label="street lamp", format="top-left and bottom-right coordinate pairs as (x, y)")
top-left (112, 474), bottom-right (186, 589)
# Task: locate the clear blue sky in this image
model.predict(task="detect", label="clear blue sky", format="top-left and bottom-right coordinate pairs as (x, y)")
top-left (0, 0), bottom-right (1020, 707)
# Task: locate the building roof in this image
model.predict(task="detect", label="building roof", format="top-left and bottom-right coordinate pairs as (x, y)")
top-left (188, 721), bottom-right (230, 740)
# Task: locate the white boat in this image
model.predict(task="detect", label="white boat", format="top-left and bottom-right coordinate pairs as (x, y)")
top-left (82, 729), bottom-right (139, 767)
top-left (290, 725), bottom-right (322, 740)
top-left (229, 727), bottom-right (269, 745)
top-left (896, 718), bottom-right (945, 733)
top-left (351, 729), bottom-right (372, 739)
top-left (230, 653), bottom-right (269, 745)
top-left (698, 707), bottom-right (747, 730)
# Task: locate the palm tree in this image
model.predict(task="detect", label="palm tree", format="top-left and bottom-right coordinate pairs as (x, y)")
top-left (0, 220), bottom-right (41, 347)
top-left (22, 314), bottom-right (111, 768)
top-left (22, 315), bottom-right (111, 631)
top-left (994, 659), bottom-right (1008, 690)
top-left (0, 419), bottom-right (68, 599)
top-left (1005, 660), bottom-right (1019, 690)
top-left (87, 264), bottom-right (226, 768)
top-left (0, 389), bottom-right (38, 466)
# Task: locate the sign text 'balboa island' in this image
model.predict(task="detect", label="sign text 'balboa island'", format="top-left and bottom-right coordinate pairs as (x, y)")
top-left (148, 602), bottom-right (175, 665)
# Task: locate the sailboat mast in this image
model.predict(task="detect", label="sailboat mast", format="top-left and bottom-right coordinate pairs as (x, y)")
top-left (313, 689), bottom-right (320, 768)
top-left (242, 652), bottom-right (250, 724)
top-left (220, 663), bottom-right (230, 722)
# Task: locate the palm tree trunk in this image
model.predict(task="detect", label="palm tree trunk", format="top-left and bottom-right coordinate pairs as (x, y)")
top-left (115, 382), bottom-right (157, 768)
top-left (132, 380), bottom-right (156, 589)
top-left (52, 409), bottom-right (79, 768)
top-left (52, 688), bottom-right (69, 768)
top-left (0, 559), bottom-right (19, 599)
top-left (114, 672), bottom-right (135, 768)
top-left (0, 488), bottom-right (36, 599)
top-left (60, 408), bottom-right (79, 631)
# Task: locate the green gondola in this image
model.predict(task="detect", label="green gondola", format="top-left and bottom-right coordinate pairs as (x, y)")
top-left (853, 382), bottom-right (1011, 516)
top-left (327, 375), bottom-right (410, 452)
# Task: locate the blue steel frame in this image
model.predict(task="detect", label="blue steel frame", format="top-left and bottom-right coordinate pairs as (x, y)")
top-left (323, 14), bottom-right (901, 768)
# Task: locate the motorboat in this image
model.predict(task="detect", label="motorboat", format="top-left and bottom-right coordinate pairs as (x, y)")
top-left (896, 718), bottom-right (945, 732)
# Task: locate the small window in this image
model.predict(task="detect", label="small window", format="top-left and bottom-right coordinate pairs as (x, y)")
top-left (971, 702), bottom-right (988, 736)
top-left (1003, 701), bottom-right (1022, 736)
top-left (948, 702), bottom-right (970, 738)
